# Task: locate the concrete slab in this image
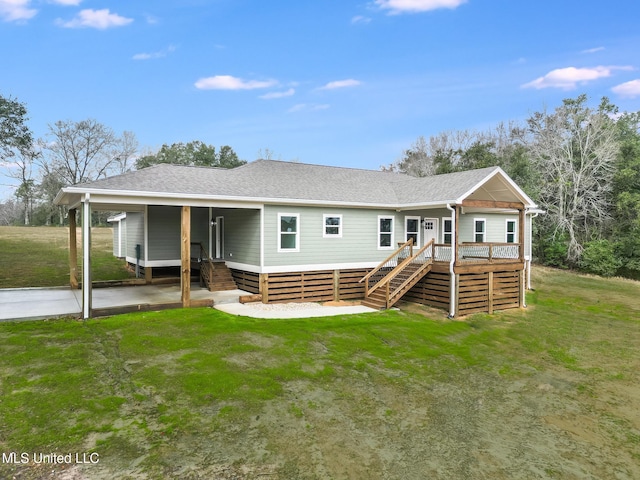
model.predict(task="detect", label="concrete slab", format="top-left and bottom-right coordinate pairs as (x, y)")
top-left (0, 287), bottom-right (82, 321)
top-left (0, 285), bottom-right (376, 322)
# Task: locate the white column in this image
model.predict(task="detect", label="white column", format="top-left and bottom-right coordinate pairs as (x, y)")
top-left (82, 194), bottom-right (92, 319)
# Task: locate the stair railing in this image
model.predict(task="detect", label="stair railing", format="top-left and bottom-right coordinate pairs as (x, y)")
top-left (191, 242), bottom-right (214, 289)
top-left (360, 238), bottom-right (415, 296)
top-left (387, 239), bottom-right (435, 306)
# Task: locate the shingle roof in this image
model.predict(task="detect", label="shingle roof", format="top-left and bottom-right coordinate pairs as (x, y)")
top-left (58, 160), bottom-right (529, 207)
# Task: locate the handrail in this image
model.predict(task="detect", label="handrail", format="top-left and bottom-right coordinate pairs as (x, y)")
top-left (364, 239), bottom-right (435, 303)
top-left (388, 239), bottom-right (435, 305)
top-left (191, 242), bottom-right (214, 288)
top-left (360, 238), bottom-right (414, 284)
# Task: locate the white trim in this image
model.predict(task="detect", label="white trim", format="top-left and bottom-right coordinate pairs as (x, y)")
top-left (441, 217), bottom-right (453, 244)
top-left (323, 214), bottom-right (343, 238)
top-left (107, 212), bottom-right (126, 222)
top-left (505, 218), bottom-right (518, 243)
top-left (260, 206), bottom-right (265, 268)
top-left (117, 221), bottom-right (122, 257)
top-left (404, 215), bottom-right (421, 247)
top-left (125, 257), bottom-right (181, 268)
top-left (473, 217), bottom-right (486, 243)
top-left (378, 215), bottom-right (394, 250)
top-left (455, 167), bottom-right (537, 208)
top-left (278, 213), bottom-right (300, 252)
top-left (143, 205), bottom-right (149, 263)
top-left (226, 260), bottom-right (381, 275)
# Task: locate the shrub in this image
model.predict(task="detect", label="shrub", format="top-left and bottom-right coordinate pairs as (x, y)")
top-left (580, 239), bottom-right (623, 277)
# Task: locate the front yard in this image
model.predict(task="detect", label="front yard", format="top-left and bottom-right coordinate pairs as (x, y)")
top-left (0, 267), bottom-right (639, 479)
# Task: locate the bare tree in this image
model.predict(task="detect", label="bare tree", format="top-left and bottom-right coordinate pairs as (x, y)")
top-left (525, 95), bottom-right (619, 264)
top-left (8, 148), bottom-right (38, 225)
top-left (39, 119), bottom-right (120, 186)
top-left (114, 130), bottom-right (139, 174)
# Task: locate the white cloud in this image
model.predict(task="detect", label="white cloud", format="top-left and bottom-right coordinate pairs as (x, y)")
top-left (194, 75), bottom-right (278, 90)
top-left (581, 46), bottom-right (605, 54)
top-left (57, 8), bottom-right (133, 29)
top-left (376, 0), bottom-right (466, 14)
top-left (522, 66), bottom-right (633, 90)
top-left (612, 79), bottom-right (640, 98)
top-left (50, 0), bottom-right (82, 5)
top-left (351, 15), bottom-right (372, 24)
top-left (288, 104), bottom-right (330, 113)
top-left (0, 0), bottom-right (37, 22)
top-left (133, 45), bottom-right (176, 61)
top-left (319, 79), bottom-right (362, 90)
top-left (260, 88), bottom-right (295, 100)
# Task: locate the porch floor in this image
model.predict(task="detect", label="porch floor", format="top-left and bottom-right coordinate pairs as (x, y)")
top-left (0, 285), bottom-right (376, 322)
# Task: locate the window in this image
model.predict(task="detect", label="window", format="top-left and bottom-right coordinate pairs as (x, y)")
top-left (442, 218), bottom-right (452, 244)
top-left (405, 216), bottom-right (420, 246)
top-left (323, 214), bottom-right (342, 238)
top-left (378, 216), bottom-right (394, 249)
top-left (278, 213), bottom-right (299, 252)
top-left (474, 218), bottom-right (486, 243)
top-left (506, 219), bottom-right (517, 243)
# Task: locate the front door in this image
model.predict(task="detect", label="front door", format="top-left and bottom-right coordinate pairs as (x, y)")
top-left (423, 217), bottom-right (438, 244)
top-left (214, 216), bottom-right (224, 259)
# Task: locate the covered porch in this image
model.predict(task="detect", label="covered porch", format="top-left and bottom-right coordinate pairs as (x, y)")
top-left (57, 191), bottom-right (263, 319)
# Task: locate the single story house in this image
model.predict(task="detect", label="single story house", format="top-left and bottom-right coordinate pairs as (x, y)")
top-left (54, 160), bottom-right (541, 319)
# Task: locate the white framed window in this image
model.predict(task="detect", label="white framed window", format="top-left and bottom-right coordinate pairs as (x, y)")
top-left (474, 218), bottom-right (486, 243)
top-left (442, 218), bottom-right (452, 244)
top-left (506, 219), bottom-right (517, 243)
top-left (378, 216), bottom-right (394, 249)
top-left (323, 214), bottom-right (342, 238)
top-left (405, 216), bottom-right (420, 246)
top-left (278, 213), bottom-right (299, 252)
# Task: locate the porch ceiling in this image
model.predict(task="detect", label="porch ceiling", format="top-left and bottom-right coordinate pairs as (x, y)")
top-left (463, 174), bottom-right (526, 204)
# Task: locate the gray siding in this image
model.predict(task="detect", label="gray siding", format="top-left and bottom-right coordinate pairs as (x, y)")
top-left (217, 208), bottom-right (261, 266)
top-left (121, 218), bottom-right (127, 258)
top-left (263, 205), bottom-right (417, 268)
top-left (147, 206), bottom-right (211, 261)
top-left (112, 223), bottom-right (119, 256)
top-left (458, 213), bottom-right (521, 243)
top-left (125, 212), bottom-right (144, 261)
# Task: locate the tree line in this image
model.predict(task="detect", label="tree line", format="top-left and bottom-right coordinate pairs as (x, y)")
top-left (383, 95), bottom-right (640, 279)
top-left (0, 94), bottom-right (245, 226)
top-left (2, 93), bottom-right (639, 279)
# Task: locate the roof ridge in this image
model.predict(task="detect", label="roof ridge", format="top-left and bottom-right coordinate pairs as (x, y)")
top-left (251, 159), bottom-right (407, 176)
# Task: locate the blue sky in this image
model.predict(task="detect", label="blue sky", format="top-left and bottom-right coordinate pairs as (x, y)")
top-left (1, 0), bottom-right (640, 199)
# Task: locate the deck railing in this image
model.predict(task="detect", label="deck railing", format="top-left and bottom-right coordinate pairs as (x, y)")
top-left (433, 243), bottom-right (522, 264)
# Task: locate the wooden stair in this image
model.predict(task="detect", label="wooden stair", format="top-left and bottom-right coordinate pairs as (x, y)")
top-left (361, 239), bottom-right (435, 310)
top-left (208, 261), bottom-right (238, 292)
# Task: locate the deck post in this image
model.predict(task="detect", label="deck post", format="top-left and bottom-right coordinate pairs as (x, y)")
top-left (333, 269), bottom-right (340, 301)
top-left (69, 208), bottom-right (78, 289)
top-left (260, 274), bottom-right (269, 303)
top-left (81, 196), bottom-right (92, 319)
top-left (181, 206), bottom-right (191, 308)
top-left (145, 266), bottom-right (153, 284)
top-left (488, 271), bottom-right (494, 314)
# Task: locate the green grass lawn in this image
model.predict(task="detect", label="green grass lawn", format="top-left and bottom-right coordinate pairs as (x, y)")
top-left (0, 226), bottom-right (133, 288)
top-left (0, 267), bottom-right (639, 479)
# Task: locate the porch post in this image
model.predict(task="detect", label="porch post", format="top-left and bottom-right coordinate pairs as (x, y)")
top-left (69, 208), bottom-right (78, 289)
top-left (518, 207), bottom-right (525, 262)
top-left (81, 196), bottom-right (92, 319)
top-left (181, 206), bottom-right (191, 308)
